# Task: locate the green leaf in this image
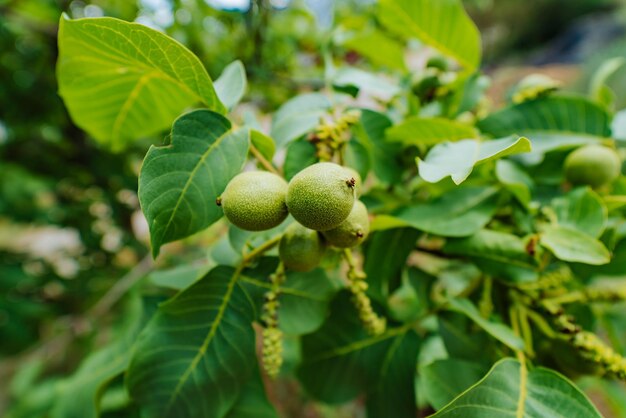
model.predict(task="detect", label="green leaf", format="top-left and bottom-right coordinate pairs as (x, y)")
top-left (386, 117), bottom-right (478, 146)
top-left (417, 136), bottom-right (531, 184)
top-left (353, 109), bottom-right (403, 184)
top-left (298, 293), bottom-right (419, 418)
top-left (421, 359), bottom-right (487, 410)
top-left (430, 358), bottom-right (603, 417)
top-left (373, 187), bottom-right (499, 237)
top-left (250, 129), bottom-right (276, 161)
top-left (214, 60), bottom-right (247, 110)
top-left (57, 16), bottom-right (224, 150)
top-left (51, 296), bottom-right (143, 418)
top-left (551, 187), bottom-right (607, 238)
top-left (444, 229), bottom-right (538, 283)
top-left (342, 29), bottom-right (406, 71)
top-left (138, 110), bottom-right (249, 258)
top-left (495, 160), bottom-right (533, 207)
top-left (541, 225), bottom-right (610, 265)
top-left (477, 96), bottom-right (610, 164)
top-left (127, 266), bottom-right (258, 418)
top-left (378, 0), bottom-right (481, 70)
top-left (283, 138), bottom-right (317, 180)
top-left (270, 93), bottom-right (331, 147)
top-left (448, 299), bottom-right (525, 351)
top-left (364, 228), bottom-right (422, 301)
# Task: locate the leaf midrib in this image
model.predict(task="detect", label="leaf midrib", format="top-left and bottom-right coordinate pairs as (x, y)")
top-left (164, 265), bottom-right (243, 414)
top-left (157, 127), bottom-right (232, 248)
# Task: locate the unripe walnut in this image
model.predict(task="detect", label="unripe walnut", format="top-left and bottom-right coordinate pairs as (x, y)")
top-left (323, 200), bottom-right (369, 248)
top-left (279, 222), bottom-right (325, 272)
top-left (564, 145), bottom-right (621, 189)
top-left (286, 162), bottom-right (356, 231)
top-left (219, 171), bottom-right (288, 231)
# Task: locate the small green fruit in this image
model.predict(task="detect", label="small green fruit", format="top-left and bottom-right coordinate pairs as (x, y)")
top-left (220, 171), bottom-right (288, 231)
top-left (279, 223), bottom-right (325, 272)
top-left (286, 162), bottom-right (356, 231)
top-left (564, 145), bottom-right (621, 188)
top-left (323, 200), bottom-right (369, 248)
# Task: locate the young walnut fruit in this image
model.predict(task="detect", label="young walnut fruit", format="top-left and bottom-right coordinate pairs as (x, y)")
top-left (323, 200), bottom-right (369, 248)
top-left (279, 222), bottom-right (325, 272)
top-left (564, 144), bottom-right (621, 189)
top-left (219, 171), bottom-right (288, 231)
top-left (286, 162), bottom-right (356, 231)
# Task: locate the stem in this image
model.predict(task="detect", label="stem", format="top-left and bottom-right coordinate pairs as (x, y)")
top-left (89, 255), bottom-right (154, 318)
top-left (250, 144), bottom-right (281, 175)
top-left (242, 234), bottom-right (281, 264)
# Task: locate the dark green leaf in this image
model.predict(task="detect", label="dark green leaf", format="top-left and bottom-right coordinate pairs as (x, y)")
top-left (138, 110), bottom-right (249, 257)
top-left (127, 266), bottom-right (258, 418)
top-left (430, 358), bottom-right (603, 417)
top-left (372, 187), bottom-right (500, 237)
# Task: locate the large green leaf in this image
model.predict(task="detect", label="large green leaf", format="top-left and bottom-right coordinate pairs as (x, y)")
top-left (298, 293), bottom-right (419, 417)
top-left (549, 231), bottom-right (613, 267)
top-left (139, 110), bottom-right (249, 258)
top-left (444, 229), bottom-right (538, 283)
top-left (477, 96), bottom-right (610, 163)
top-left (430, 358), bottom-right (603, 417)
top-left (386, 117), bottom-right (478, 146)
top-left (57, 16), bottom-right (224, 150)
top-left (417, 136), bottom-right (531, 184)
top-left (127, 266), bottom-right (259, 418)
top-left (541, 225), bottom-right (611, 265)
top-left (372, 186), bottom-right (500, 237)
top-left (551, 187), bottom-right (607, 238)
top-left (214, 60), bottom-right (247, 110)
top-left (421, 359), bottom-right (487, 410)
top-left (378, 0), bottom-right (481, 70)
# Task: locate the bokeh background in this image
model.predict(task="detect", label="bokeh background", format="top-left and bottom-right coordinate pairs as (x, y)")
top-left (3, 0), bottom-right (626, 416)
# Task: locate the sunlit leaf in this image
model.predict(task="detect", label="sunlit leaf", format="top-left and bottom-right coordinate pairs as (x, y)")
top-left (57, 16), bottom-right (224, 150)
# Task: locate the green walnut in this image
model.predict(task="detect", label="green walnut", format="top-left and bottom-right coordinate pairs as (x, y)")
top-left (564, 145), bottom-right (621, 188)
top-left (323, 200), bottom-right (369, 248)
top-left (219, 171), bottom-right (288, 231)
top-left (286, 162), bottom-right (356, 231)
top-left (279, 222), bottom-right (325, 272)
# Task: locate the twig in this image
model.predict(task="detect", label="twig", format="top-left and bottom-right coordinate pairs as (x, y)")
top-left (89, 255), bottom-right (154, 318)
top-left (250, 144), bottom-right (281, 176)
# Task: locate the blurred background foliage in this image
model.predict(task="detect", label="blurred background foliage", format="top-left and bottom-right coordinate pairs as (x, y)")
top-left (3, 0), bottom-right (626, 416)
